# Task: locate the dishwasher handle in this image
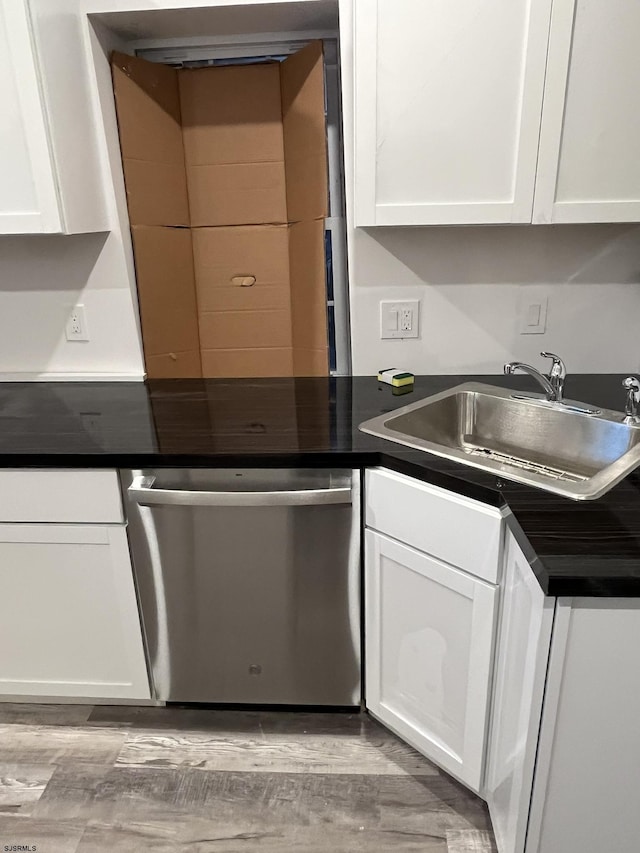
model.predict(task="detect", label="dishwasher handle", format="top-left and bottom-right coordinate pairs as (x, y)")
top-left (128, 475), bottom-right (352, 507)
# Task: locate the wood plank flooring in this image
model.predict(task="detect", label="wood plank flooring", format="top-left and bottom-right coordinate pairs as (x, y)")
top-left (0, 704), bottom-right (497, 852)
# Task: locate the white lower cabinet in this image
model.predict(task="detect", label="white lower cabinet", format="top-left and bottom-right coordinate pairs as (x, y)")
top-left (365, 472), bottom-right (640, 853)
top-left (0, 523), bottom-right (150, 700)
top-left (365, 529), bottom-right (497, 792)
top-left (525, 599), bottom-right (640, 853)
top-left (485, 529), bottom-right (554, 853)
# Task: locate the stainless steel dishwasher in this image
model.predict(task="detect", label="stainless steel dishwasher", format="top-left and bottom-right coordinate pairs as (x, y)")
top-left (122, 468), bottom-right (360, 706)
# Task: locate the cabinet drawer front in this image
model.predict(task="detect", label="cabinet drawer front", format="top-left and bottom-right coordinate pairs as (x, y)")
top-left (0, 470), bottom-right (123, 523)
top-left (365, 468), bottom-right (502, 583)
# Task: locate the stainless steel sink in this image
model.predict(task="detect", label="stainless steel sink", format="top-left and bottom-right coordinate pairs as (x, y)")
top-left (359, 382), bottom-right (640, 500)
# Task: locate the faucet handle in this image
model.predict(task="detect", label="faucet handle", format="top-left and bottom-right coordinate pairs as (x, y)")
top-left (623, 376), bottom-right (640, 422)
top-left (540, 352), bottom-right (566, 379)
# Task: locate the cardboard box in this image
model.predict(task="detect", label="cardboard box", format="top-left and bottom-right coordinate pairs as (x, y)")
top-left (111, 43), bottom-right (330, 378)
top-left (130, 226), bottom-right (201, 378)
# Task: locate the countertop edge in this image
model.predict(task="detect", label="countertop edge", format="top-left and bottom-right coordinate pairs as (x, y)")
top-left (0, 447), bottom-right (580, 598)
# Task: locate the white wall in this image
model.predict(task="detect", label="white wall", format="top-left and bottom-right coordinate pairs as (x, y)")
top-left (2, 218), bottom-right (636, 381)
top-left (348, 224), bottom-right (640, 375)
top-left (0, 231), bottom-right (144, 379)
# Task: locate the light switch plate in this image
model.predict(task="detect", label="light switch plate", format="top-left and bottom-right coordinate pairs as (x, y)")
top-left (380, 300), bottom-right (420, 339)
top-left (518, 289), bottom-right (548, 335)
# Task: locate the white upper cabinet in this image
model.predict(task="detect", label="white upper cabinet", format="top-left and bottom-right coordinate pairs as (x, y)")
top-left (533, 0), bottom-right (640, 223)
top-left (353, 0), bottom-right (640, 226)
top-left (0, 0), bottom-right (107, 234)
top-left (0, 0), bottom-right (60, 233)
top-left (353, 0), bottom-right (553, 226)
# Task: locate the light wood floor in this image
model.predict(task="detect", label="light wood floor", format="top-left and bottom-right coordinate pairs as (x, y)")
top-left (0, 704), bottom-right (497, 852)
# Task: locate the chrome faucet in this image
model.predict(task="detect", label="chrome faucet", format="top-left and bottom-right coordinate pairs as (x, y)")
top-left (622, 376), bottom-right (640, 424)
top-left (504, 352), bottom-right (567, 402)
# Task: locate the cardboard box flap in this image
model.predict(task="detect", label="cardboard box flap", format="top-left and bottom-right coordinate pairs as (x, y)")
top-left (201, 347), bottom-right (294, 380)
top-left (130, 226), bottom-right (202, 378)
top-left (146, 351), bottom-right (203, 379)
top-left (195, 224), bottom-right (294, 378)
top-left (112, 52), bottom-right (189, 226)
top-left (192, 225), bottom-right (291, 314)
top-left (186, 162), bottom-right (287, 227)
top-left (180, 63), bottom-right (287, 225)
top-left (111, 52), bottom-right (184, 166)
top-left (281, 41), bottom-right (329, 223)
top-left (121, 160), bottom-right (190, 228)
top-left (180, 64), bottom-right (285, 166)
top-left (289, 219), bottom-right (329, 376)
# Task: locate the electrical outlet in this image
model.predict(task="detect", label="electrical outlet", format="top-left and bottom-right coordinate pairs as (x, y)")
top-left (401, 308), bottom-right (413, 331)
top-left (380, 300), bottom-right (420, 339)
top-left (66, 305), bottom-right (89, 342)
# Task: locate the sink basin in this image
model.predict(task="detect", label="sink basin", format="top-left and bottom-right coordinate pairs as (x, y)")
top-left (360, 382), bottom-right (640, 500)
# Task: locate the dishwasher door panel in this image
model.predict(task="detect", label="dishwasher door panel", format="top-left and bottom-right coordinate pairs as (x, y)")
top-left (123, 469), bottom-right (360, 706)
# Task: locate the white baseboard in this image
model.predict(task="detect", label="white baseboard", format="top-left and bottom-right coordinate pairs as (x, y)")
top-left (0, 372), bottom-right (146, 382)
top-left (0, 695), bottom-right (161, 705)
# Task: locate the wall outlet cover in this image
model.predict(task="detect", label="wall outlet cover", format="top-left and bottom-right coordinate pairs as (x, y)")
top-left (380, 300), bottom-right (420, 339)
top-left (65, 305), bottom-right (89, 342)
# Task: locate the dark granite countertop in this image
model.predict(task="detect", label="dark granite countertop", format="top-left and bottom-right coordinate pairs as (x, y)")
top-left (1, 374), bottom-right (639, 597)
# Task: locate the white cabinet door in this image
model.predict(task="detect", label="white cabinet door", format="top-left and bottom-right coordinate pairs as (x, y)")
top-left (353, 0), bottom-right (553, 226)
top-left (0, 0), bottom-right (107, 234)
top-left (485, 529), bottom-right (554, 853)
top-left (534, 0), bottom-right (640, 223)
top-left (0, 0), bottom-right (61, 233)
top-left (0, 524), bottom-right (150, 700)
top-left (365, 529), bottom-right (497, 792)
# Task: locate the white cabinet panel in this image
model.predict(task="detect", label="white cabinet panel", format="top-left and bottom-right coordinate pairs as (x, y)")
top-left (534, 0), bottom-right (640, 223)
top-left (485, 529), bottom-right (554, 853)
top-left (0, 0), bottom-right (60, 232)
top-left (365, 530), bottom-right (496, 792)
top-left (0, 524), bottom-right (149, 700)
top-left (354, 0), bottom-right (552, 225)
top-left (528, 600), bottom-right (640, 853)
top-left (366, 468), bottom-right (503, 584)
top-left (0, 0), bottom-right (107, 234)
top-left (0, 4), bottom-right (38, 213)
